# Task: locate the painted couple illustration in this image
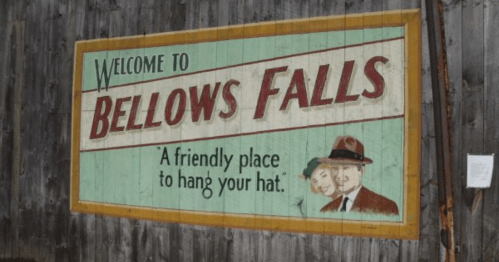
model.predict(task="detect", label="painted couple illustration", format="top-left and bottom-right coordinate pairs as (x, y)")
top-left (301, 135), bottom-right (399, 215)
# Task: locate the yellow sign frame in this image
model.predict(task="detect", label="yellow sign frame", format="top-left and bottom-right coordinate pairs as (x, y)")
top-left (71, 9), bottom-right (421, 239)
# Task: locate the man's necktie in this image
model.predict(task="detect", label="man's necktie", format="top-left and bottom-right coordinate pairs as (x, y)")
top-left (340, 197), bottom-right (349, 212)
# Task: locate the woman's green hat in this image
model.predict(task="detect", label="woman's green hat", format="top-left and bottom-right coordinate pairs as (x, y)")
top-left (302, 157), bottom-right (320, 179)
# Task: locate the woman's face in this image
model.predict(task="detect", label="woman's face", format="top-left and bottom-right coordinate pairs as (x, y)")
top-left (310, 168), bottom-right (336, 197)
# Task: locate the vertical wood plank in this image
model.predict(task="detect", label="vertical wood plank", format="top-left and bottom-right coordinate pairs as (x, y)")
top-left (137, 0), bottom-right (154, 35)
top-left (400, 240), bottom-right (419, 262)
top-left (135, 1), bottom-right (162, 260)
top-left (227, 0), bottom-right (242, 25)
top-left (270, 232), bottom-right (290, 262)
top-left (326, 236), bottom-right (344, 262)
top-left (255, 231), bottom-right (270, 262)
top-left (65, 0), bottom-right (86, 260)
top-left (304, 234), bottom-right (324, 262)
top-left (169, 223), bottom-right (181, 262)
top-left (179, 226), bottom-right (194, 262)
top-left (378, 240), bottom-right (400, 262)
top-left (0, 9), bottom-right (10, 255)
top-left (120, 0), bottom-right (141, 255)
top-left (418, 1), bottom-right (442, 260)
top-left (133, 221), bottom-right (153, 262)
top-left (40, 2), bottom-right (59, 248)
top-left (359, 238), bottom-right (373, 262)
top-left (117, 218), bottom-right (133, 262)
top-left (152, 225), bottom-right (170, 262)
top-left (290, 234), bottom-right (306, 262)
top-left (214, 228), bottom-right (230, 262)
top-left (482, 0), bottom-right (499, 260)
top-left (17, 0), bottom-right (50, 258)
top-left (192, 2), bottom-right (221, 261)
top-left (442, 0), bottom-right (463, 256)
top-left (368, 238), bottom-right (381, 262)
top-left (304, 0), bottom-right (328, 258)
top-left (269, 232), bottom-right (292, 262)
top-left (84, 1), bottom-right (112, 261)
top-left (419, 4), bottom-right (442, 262)
top-left (152, 0), bottom-right (172, 33)
top-left (55, 1), bottom-right (81, 261)
top-left (322, 0), bottom-right (347, 260)
top-left (341, 237), bottom-right (362, 262)
top-left (104, 217), bottom-right (122, 262)
top-left (218, 0), bottom-right (229, 26)
top-left (418, 102), bottom-right (441, 262)
top-left (401, 0), bottom-right (420, 10)
top-left (93, 217), bottom-right (106, 262)
top-left (229, 230), bottom-right (241, 261)
top-left (461, 0), bottom-right (485, 260)
top-left (68, 215), bottom-right (81, 262)
top-left (42, 1), bottom-right (74, 260)
top-left (185, 0), bottom-right (200, 30)
top-left (192, 226), bottom-right (211, 262)
top-left (0, 11), bottom-right (23, 258)
top-left (80, 214), bottom-right (96, 262)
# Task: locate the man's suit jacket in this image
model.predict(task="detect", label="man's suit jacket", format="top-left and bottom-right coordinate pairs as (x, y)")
top-left (320, 187), bottom-right (399, 215)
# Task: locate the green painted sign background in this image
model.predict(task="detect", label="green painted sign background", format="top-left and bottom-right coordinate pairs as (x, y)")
top-left (80, 121), bottom-right (404, 222)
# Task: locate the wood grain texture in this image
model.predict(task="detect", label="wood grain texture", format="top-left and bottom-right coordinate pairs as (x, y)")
top-left (417, 2), bottom-right (442, 261)
top-left (0, 16), bottom-right (9, 256)
top-left (461, 0), bottom-right (485, 260)
top-left (68, 215), bottom-right (81, 262)
top-left (442, 0), bottom-right (463, 258)
top-left (80, 214), bottom-right (95, 262)
top-left (0, 4), bottom-right (24, 257)
top-left (418, 101), bottom-right (440, 262)
top-left (439, 0), bottom-right (462, 261)
top-left (0, 0), bottom-right (467, 261)
top-left (16, 0), bottom-right (50, 259)
top-left (482, 0), bottom-right (499, 260)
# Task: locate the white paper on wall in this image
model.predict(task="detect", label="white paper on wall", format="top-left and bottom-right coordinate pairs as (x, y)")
top-left (467, 154), bottom-right (494, 188)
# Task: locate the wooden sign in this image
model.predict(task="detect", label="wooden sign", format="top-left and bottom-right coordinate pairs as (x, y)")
top-left (71, 9), bottom-right (421, 239)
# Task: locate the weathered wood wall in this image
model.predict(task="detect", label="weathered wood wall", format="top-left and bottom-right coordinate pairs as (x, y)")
top-left (1, 0), bottom-right (497, 261)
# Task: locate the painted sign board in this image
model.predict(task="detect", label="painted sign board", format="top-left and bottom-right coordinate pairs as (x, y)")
top-left (71, 9), bottom-right (421, 239)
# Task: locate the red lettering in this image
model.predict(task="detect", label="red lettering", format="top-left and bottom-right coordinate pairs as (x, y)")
top-left (310, 64), bottom-right (333, 106)
top-left (363, 56), bottom-right (388, 99)
top-left (254, 66), bottom-right (288, 119)
top-left (144, 92), bottom-right (162, 128)
top-left (335, 60), bottom-right (359, 103)
top-left (126, 95), bottom-right (143, 130)
top-left (165, 89), bottom-right (186, 126)
top-left (189, 82), bottom-right (221, 122)
top-left (219, 79), bottom-right (240, 119)
top-left (89, 96), bottom-right (112, 139)
top-left (110, 97), bottom-right (131, 132)
top-left (280, 69), bottom-right (309, 111)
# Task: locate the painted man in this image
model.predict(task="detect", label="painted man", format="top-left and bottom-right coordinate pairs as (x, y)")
top-left (319, 136), bottom-right (399, 215)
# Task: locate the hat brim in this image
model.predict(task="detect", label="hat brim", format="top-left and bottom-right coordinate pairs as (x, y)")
top-left (317, 157), bottom-right (373, 165)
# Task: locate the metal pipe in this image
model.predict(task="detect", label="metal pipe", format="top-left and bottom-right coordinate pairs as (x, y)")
top-left (424, 0), bottom-right (456, 261)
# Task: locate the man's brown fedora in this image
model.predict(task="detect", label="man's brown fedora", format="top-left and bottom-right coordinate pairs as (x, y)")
top-left (318, 135), bottom-right (373, 164)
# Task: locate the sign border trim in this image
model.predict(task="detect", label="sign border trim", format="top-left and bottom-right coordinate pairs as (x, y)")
top-left (70, 9), bottom-right (421, 239)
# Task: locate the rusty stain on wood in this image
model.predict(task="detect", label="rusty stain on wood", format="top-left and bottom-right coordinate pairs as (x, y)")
top-left (425, 0), bottom-right (457, 260)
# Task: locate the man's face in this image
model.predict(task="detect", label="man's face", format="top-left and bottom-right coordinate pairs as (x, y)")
top-left (332, 164), bottom-right (363, 195)
top-left (310, 168), bottom-right (336, 197)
